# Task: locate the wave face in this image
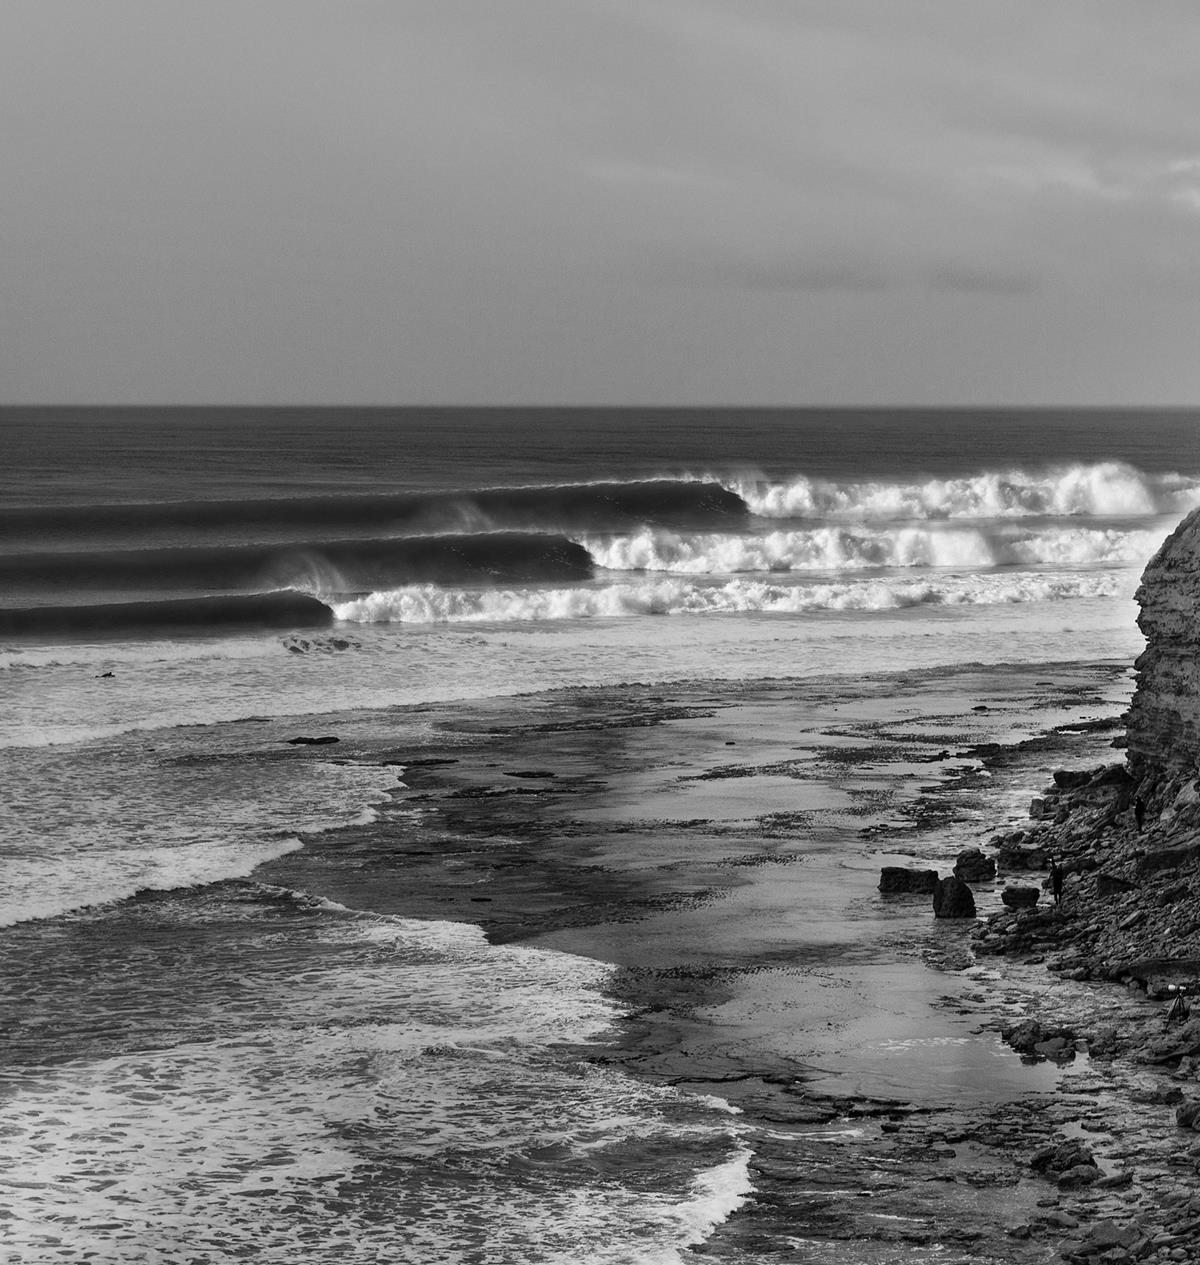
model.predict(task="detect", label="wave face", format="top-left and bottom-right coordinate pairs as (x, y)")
top-left (730, 461), bottom-right (1200, 521)
top-left (0, 592), bottom-right (334, 640)
top-left (0, 533), bottom-right (593, 598)
top-left (0, 479), bottom-right (748, 545)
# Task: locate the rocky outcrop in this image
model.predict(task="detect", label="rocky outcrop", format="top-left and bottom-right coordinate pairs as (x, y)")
top-left (932, 876), bottom-right (976, 918)
top-left (1002, 885), bottom-right (1039, 910)
top-left (879, 866), bottom-right (939, 894)
top-left (954, 847), bottom-right (996, 883)
top-left (1126, 508), bottom-right (1200, 775)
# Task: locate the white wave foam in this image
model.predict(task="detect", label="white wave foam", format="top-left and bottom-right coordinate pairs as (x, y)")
top-left (0, 901), bottom-right (746, 1264)
top-left (1, 738), bottom-right (399, 927)
top-left (0, 835), bottom-right (304, 929)
top-left (334, 570), bottom-right (1126, 626)
top-left (727, 461), bottom-right (1200, 521)
top-left (663, 1146), bottom-right (755, 1253)
top-left (582, 525), bottom-right (1158, 575)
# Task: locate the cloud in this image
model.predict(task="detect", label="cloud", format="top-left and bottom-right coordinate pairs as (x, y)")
top-left (4, 0), bottom-right (1200, 403)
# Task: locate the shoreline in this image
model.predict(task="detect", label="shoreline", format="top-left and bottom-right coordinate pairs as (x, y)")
top-left (260, 657), bottom-right (1157, 1262)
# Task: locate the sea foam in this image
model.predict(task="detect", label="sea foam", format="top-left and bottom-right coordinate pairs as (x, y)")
top-left (581, 524), bottom-right (1158, 574)
top-left (333, 570), bottom-right (1128, 626)
top-left (727, 461), bottom-right (1199, 521)
top-left (0, 898), bottom-right (748, 1264)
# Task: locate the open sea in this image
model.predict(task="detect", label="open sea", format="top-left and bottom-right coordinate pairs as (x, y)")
top-left (2, 406), bottom-right (1199, 1262)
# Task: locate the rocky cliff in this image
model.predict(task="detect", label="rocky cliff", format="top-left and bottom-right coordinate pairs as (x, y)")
top-left (1127, 507), bottom-right (1200, 776)
top-left (976, 506), bottom-right (1200, 1022)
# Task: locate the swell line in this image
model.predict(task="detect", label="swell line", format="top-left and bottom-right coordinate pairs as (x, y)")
top-left (0, 592), bottom-right (334, 640)
top-left (0, 533), bottom-right (594, 598)
top-left (0, 480), bottom-right (749, 544)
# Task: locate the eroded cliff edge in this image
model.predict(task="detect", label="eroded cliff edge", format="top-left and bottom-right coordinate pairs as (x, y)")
top-left (1126, 508), bottom-right (1200, 777)
top-left (976, 505), bottom-right (1200, 1057)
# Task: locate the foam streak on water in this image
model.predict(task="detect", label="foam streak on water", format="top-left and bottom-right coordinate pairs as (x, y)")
top-left (0, 729), bottom-right (398, 925)
top-left (0, 900), bottom-right (748, 1264)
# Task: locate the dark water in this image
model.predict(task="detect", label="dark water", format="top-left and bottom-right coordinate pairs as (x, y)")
top-left (5, 406), bottom-right (1199, 507)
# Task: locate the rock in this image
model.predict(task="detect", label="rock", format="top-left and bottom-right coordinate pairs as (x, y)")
top-left (954, 848), bottom-right (996, 883)
top-left (1086, 1025), bottom-right (1120, 1059)
top-left (1056, 1163), bottom-right (1100, 1188)
top-left (1075, 1219), bottom-right (1139, 1254)
top-left (1053, 768), bottom-right (1094, 790)
top-left (1002, 885), bottom-right (1040, 910)
top-left (879, 866), bottom-right (939, 894)
top-left (1096, 871), bottom-right (1139, 897)
top-left (285, 735), bottom-right (340, 746)
top-left (1032, 1036), bottom-right (1074, 1060)
top-left (1128, 509), bottom-right (1200, 774)
top-left (933, 876), bottom-right (976, 919)
top-left (1138, 842), bottom-right (1200, 873)
top-left (995, 838), bottom-right (1049, 870)
top-left (1003, 1019), bottom-right (1044, 1054)
top-left (1175, 1098), bottom-right (1200, 1129)
top-left (1031, 1139), bottom-right (1096, 1177)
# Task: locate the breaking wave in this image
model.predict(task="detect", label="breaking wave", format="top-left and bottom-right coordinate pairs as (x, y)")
top-left (582, 524), bottom-right (1159, 574)
top-left (728, 461), bottom-right (1200, 521)
top-left (333, 571), bottom-right (1127, 625)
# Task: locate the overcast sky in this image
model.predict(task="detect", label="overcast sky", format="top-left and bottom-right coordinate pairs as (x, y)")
top-left (4, 1), bottom-right (1200, 405)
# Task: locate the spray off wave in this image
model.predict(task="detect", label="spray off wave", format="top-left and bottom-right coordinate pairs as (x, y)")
top-left (583, 524), bottom-right (1159, 574)
top-left (728, 460), bottom-right (1200, 521)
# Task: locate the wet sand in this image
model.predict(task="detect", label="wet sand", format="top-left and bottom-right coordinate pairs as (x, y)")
top-left (262, 660), bottom-right (1149, 1262)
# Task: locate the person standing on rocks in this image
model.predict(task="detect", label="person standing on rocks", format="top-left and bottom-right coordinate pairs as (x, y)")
top-left (1049, 856), bottom-right (1064, 908)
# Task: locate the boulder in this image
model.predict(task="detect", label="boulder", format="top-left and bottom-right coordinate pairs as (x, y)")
top-left (932, 876), bottom-right (976, 919)
top-left (879, 866), bottom-right (939, 895)
top-left (1003, 1019), bottom-right (1078, 1058)
top-left (1074, 1220), bottom-right (1139, 1256)
top-left (1030, 1138), bottom-right (1098, 1179)
top-left (953, 848), bottom-right (996, 883)
top-left (1001, 885), bottom-right (1039, 910)
top-left (1053, 768), bottom-right (1093, 790)
top-left (1003, 1019), bottom-right (1044, 1054)
top-left (1056, 1163), bottom-right (1101, 1189)
top-left (1095, 871), bottom-right (1138, 898)
top-left (1175, 1099), bottom-right (1200, 1130)
top-left (285, 735), bottom-right (340, 746)
top-left (994, 838), bottom-right (1049, 870)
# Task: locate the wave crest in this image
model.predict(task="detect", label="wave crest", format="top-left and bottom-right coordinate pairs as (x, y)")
top-left (729, 461), bottom-right (1199, 521)
top-left (582, 525), bottom-right (1158, 574)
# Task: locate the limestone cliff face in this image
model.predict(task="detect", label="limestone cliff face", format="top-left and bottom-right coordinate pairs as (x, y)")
top-left (1126, 507), bottom-right (1200, 776)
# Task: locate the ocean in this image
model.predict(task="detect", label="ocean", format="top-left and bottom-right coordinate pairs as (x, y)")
top-left (2, 406), bottom-right (1198, 1262)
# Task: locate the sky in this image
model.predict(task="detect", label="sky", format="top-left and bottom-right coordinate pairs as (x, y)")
top-left (3, 0), bottom-right (1200, 406)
